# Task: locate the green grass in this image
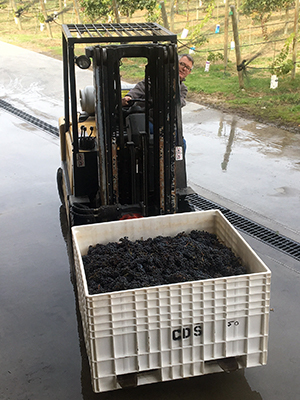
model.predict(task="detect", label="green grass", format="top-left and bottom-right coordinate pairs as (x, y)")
top-left (120, 58), bottom-right (148, 82)
top-left (179, 59), bottom-right (300, 129)
top-left (186, 63), bottom-right (241, 94)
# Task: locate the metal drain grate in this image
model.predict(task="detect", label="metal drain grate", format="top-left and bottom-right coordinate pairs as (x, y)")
top-left (0, 99), bottom-right (59, 136)
top-left (187, 192), bottom-right (300, 262)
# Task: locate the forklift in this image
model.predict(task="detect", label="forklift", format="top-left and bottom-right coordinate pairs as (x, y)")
top-left (56, 22), bottom-right (193, 225)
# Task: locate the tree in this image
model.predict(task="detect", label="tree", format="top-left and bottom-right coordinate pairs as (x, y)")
top-left (269, 34), bottom-right (294, 75)
top-left (117, 0), bottom-right (156, 19)
top-left (79, 0), bottom-right (156, 23)
top-left (188, 0), bottom-right (215, 46)
top-left (241, 0), bottom-right (289, 39)
top-left (79, 0), bottom-right (112, 22)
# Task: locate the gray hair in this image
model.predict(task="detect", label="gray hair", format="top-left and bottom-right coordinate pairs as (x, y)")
top-left (179, 53), bottom-right (194, 66)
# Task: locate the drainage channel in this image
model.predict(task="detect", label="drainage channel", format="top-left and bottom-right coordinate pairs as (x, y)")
top-left (186, 192), bottom-right (300, 262)
top-left (0, 99), bottom-right (59, 136)
top-left (2, 99), bottom-right (300, 262)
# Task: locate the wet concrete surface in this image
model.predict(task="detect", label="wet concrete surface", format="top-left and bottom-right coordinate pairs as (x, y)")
top-left (183, 103), bottom-right (300, 239)
top-left (1, 41), bottom-right (300, 399)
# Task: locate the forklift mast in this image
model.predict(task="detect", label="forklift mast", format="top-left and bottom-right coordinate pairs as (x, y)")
top-left (61, 23), bottom-right (189, 224)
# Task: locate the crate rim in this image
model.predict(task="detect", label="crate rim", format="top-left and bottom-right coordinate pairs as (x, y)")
top-left (72, 210), bottom-right (271, 299)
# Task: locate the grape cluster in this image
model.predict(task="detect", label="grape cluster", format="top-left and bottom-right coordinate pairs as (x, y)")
top-left (82, 230), bottom-right (247, 294)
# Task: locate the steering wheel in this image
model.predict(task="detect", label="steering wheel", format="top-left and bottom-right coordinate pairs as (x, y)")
top-left (122, 98), bottom-right (149, 119)
top-left (123, 98), bottom-right (146, 108)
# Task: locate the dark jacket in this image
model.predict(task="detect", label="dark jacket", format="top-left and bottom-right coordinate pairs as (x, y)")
top-left (127, 79), bottom-right (188, 108)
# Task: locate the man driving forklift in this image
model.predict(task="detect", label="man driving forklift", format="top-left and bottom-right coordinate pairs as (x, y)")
top-left (121, 54), bottom-right (194, 152)
top-left (122, 54), bottom-right (194, 108)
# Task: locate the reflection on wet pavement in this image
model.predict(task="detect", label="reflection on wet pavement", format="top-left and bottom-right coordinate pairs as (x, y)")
top-left (221, 117), bottom-right (237, 171)
top-left (183, 104), bottom-right (300, 234)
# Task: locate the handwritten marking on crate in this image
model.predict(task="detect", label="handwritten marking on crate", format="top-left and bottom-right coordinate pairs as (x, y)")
top-left (227, 320), bottom-right (240, 327)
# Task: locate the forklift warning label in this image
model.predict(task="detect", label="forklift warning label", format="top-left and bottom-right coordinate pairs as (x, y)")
top-left (176, 146), bottom-right (183, 161)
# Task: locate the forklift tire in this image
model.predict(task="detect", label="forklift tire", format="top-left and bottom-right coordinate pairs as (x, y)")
top-left (56, 168), bottom-right (65, 205)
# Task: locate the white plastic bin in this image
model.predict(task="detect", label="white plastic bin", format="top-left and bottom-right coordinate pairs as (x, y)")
top-left (72, 210), bottom-right (271, 392)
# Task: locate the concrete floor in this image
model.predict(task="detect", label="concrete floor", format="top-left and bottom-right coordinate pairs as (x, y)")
top-left (0, 41), bottom-right (300, 400)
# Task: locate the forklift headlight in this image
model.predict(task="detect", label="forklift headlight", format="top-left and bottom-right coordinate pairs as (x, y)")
top-left (75, 55), bottom-right (91, 69)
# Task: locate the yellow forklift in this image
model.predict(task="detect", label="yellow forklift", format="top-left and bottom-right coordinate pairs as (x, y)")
top-left (56, 23), bottom-right (192, 226)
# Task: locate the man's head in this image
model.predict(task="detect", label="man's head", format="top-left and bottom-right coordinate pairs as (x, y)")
top-left (178, 54), bottom-right (194, 82)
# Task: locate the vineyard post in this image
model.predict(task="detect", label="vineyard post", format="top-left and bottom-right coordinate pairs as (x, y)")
top-left (39, 0), bottom-right (53, 38)
top-left (160, 1), bottom-right (169, 29)
top-left (284, 6), bottom-right (290, 34)
top-left (224, 0), bottom-right (229, 69)
top-left (112, 0), bottom-right (121, 23)
top-left (170, 0), bottom-right (175, 31)
top-left (291, 0), bottom-right (299, 80)
top-left (72, 0), bottom-right (82, 23)
top-left (59, 0), bottom-right (64, 23)
top-left (230, 5), bottom-right (244, 89)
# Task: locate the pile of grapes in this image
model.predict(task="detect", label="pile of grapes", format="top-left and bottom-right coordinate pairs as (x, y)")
top-left (82, 230), bottom-right (247, 294)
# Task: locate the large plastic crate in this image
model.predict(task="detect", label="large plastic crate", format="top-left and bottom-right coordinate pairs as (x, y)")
top-left (72, 210), bottom-right (271, 393)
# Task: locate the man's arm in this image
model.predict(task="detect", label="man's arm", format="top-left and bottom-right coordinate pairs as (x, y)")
top-left (180, 81), bottom-right (188, 108)
top-left (123, 79), bottom-right (187, 107)
top-left (127, 80), bottom-right (146, 99)
top-left (122, 80), bottom-right (146, 106)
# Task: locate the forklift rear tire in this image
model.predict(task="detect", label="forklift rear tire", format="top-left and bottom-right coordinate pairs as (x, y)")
top-left (56, 168), bottom-right (65, 205)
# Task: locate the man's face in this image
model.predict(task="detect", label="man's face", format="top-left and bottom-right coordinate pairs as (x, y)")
top-left (179, 56), bottom-right (193, 82)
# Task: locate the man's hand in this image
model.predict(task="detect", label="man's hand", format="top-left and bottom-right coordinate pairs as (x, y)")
top-left (122, 95), bottom-right (132, 107)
